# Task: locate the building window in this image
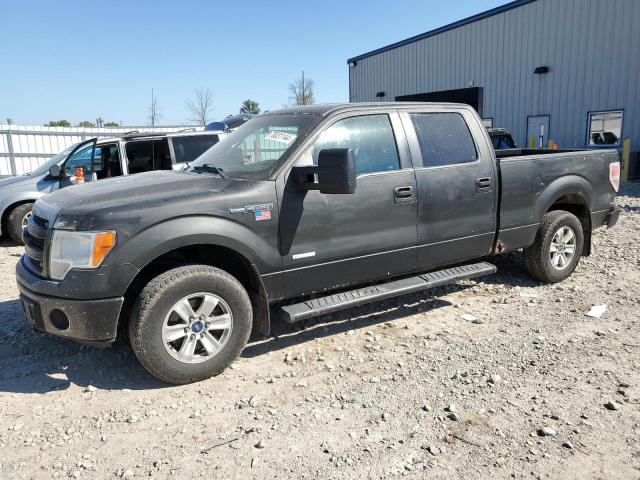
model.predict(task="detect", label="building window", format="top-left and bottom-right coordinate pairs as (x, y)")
top-left (587, 111), bottom-right (623, 146)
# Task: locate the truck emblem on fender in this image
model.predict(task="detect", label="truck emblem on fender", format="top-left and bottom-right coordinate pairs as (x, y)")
top-left (229, 203), bottom-right (274, 216)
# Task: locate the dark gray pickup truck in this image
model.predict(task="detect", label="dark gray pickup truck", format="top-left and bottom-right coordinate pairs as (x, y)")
top-left (16, 103), bottom-right (621, 384)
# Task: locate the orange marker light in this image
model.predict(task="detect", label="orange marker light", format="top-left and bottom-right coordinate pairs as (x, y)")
top-left (91, 231), bottom-right (116, 267)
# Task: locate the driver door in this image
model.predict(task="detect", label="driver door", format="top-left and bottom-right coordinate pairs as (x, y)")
top-left (279, 112), bottom-right (418, 297)
top-left (57, 138), bottom-right (98, 188)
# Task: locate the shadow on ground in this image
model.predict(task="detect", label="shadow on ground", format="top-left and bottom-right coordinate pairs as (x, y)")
top-left (0, 238), bottom-right (22, 252)
top-left (0, 251), bottom-right (535, 394)
top-left (0, 298), bottom-right (167, 394)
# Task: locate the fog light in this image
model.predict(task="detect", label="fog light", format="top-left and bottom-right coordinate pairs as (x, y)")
top-left (49, 309), bottom-right (70, 331)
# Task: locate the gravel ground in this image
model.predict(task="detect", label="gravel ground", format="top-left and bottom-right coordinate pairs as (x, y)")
top-left (0, 183), bottom-right (639, 480)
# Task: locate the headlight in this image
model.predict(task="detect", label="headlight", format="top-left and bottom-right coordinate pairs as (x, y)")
top-left (49, 230), bottom-right (116, 280)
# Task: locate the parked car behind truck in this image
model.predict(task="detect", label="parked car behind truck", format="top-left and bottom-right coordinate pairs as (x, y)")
top-left (487, 127), bottom-right (517, 149)
top-left (0, 129), bottom-right (225, 244)
top-left (16, 102), bottom-right (620, 384)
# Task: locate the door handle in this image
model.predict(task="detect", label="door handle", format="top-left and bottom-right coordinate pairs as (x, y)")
top-left (393, 186), bottom-right (415, 204)
top-left (475, 177), bottom-right (492, 191)
top-left (394, 186), bottom-right (414, 197)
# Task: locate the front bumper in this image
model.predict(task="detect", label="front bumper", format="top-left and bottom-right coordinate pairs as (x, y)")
top-left (16, 261), bottom-right (123, 345)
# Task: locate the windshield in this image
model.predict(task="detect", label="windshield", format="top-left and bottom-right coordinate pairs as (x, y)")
top-left (29, 143), bottom-right (79, 176)
top-left (189, 114), bottom-right (320, 180)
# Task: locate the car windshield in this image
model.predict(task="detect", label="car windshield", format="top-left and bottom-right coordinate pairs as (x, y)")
top-left (491, 134), bottom-right (516, 149)
top-left (29, 143), bottom-right (79, 176)
top-left (188, 113), bottom-right (320, 180)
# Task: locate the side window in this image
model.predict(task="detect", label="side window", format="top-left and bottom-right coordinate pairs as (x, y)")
top-left (64, 145), bottom-right (99, 176)
top-left (126, 141), bottom-right (153, 174)
top-left (410, 113), bottom-right (477, 167)
top-left (154, 139), bottom-right (172, 170)
top-left (99, 144), bottom-right (122, 179)
top-left (171, 135), bottom-right (220, 164)
top-left (306, 114), bottom-right (400, 175)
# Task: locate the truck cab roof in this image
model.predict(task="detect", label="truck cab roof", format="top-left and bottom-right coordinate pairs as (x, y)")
top-left (265, 102), bottom-right (472, 117)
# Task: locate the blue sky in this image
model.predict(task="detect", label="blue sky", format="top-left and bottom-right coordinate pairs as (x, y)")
top-left (0, 0), bottom-right (508, 126)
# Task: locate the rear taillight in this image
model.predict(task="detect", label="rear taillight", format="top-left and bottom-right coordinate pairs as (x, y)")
top-left (609, 161), bottom-right (620, 192)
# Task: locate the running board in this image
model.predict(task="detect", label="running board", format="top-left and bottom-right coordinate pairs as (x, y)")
top-left (278, 262), bottom-right (496, 324)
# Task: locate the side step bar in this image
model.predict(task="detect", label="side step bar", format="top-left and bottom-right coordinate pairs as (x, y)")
top-left (278, 261), bottom-right (496, 324)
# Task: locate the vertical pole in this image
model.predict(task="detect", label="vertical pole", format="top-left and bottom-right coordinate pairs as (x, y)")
top-left (6, 127), bottom-right (16, 176)
top-left (301, 70), bottom-right (305, 106)
top-left (621, 138), bottom-right (631, 182)
top-left (151, 88), bottom-right (155, 127)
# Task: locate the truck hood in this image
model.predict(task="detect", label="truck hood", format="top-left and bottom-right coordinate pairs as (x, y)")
top-left (36, 170), bottom-right (265, 233)
top-left (42, 171), bottom-right (234, 209)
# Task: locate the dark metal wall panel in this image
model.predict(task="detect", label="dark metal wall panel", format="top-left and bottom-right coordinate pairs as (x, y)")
top-left (349, 0), bottom-right (640, 150)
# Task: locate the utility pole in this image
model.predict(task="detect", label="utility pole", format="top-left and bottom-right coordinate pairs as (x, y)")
top-left (151, 88), bottom-right (155, 127)
top-left (301, 70), bottom-right (305, 105)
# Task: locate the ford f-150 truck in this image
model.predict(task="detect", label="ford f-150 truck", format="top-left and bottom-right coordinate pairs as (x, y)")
top-left (16, 103), bottom-right (621, 384)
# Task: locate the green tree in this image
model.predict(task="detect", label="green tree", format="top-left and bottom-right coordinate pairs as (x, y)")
top-left (77, 121), bottom-right (95, 127)
top-left (47, 120), bottom-right (71, 127)
top-left (240, 99), bottom-right (260, 114)
top-left (104, 122), bottom-right (120, 127)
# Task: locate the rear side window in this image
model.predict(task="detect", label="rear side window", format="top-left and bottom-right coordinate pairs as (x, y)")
top-left (126, 141), bottom-right (153, 174)
top-left (410, 113), bottom-right (477, 167)
top-left (125, 139), bottom-right (172, 173)
top-left (171, 135), bottom-right (220, 164)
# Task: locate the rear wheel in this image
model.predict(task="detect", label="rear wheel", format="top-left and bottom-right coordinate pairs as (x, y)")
top-left (129, 265), bottom-right (252, 384)
top-left (523, 210), bottom-right (584, 283)
top-left (7, 203), bottom-right (33, 244)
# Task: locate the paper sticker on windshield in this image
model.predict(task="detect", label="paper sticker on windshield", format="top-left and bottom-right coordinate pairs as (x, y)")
top-left (265, 131), bottom-right (297, 144)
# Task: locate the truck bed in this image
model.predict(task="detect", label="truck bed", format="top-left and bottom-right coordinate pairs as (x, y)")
top-left (494, 148), bottom-right (619, 253)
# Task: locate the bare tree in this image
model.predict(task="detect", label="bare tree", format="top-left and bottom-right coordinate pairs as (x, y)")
top-left (288, 71), bottom-right (315, 106)
top-left (148, 88), bottom-right (163, 126)
top-left (185, 87), bottom-right (214, 126)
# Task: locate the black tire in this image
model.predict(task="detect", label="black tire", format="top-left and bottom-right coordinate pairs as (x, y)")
top-left (523, 210), bottom-right (584, 283)
top-left (7, 203), bottom-right (33, 244)
top-left (128, 265), bottom-right (252, 384)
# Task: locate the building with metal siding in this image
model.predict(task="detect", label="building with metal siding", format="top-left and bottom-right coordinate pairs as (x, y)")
top-left (347, 0), bottom-right (640, 176)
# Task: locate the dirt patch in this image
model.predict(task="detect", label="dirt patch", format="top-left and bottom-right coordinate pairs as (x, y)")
top-left (0, 183), bottom-right (639, 479)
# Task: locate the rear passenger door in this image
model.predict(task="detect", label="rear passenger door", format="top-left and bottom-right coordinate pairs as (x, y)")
top-left (400, 108), bottom-right (497, 270)
top-left (280, 112), bottom-right (418, 297)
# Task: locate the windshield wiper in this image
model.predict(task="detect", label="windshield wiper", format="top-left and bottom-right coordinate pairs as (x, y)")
top-left (199, 164), bottom-right (226, 178)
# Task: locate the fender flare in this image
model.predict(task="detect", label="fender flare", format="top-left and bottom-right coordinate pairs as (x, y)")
top-left (113, 215), bottom-right (277, 272)
top-left (113, 216), bottom-right (278, 336)
top-left (536, 175), bottom-right (592, 221)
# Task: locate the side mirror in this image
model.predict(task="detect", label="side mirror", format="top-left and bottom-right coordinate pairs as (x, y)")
top-left (291, 148), bottom-right (356, 194)
top-left (317, 148), bottom-right (356, 194)
top-left (48, 164), bottom-right (62, 178)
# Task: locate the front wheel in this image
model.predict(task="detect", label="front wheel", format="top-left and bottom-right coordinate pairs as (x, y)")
top-left (129, 265), bottom-right (252, 384)
top-left (523, 210), bottom-right (584, 283)
top-left (7, 203), bottom-right (33, 244)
